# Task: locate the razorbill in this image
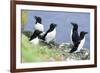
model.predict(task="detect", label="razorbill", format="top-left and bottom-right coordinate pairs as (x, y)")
top-left (34, 16), bottom-right (44, 32)
top-left (70, 22), bottom-right (80, 45)
top-left (70, 31), bottom-right (88, 53)
top-left (29, 30), bottom-right (42, 45)
top-left (41, 23), bottom-right (57, 43)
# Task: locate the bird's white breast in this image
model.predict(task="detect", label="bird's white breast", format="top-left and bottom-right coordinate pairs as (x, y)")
top-left (45, 28), bottom-right (56, 43)
top-left (76, 37), bottom-right (85, 52)
top-left (40, 32), bottom-right (45, 36)
top-left (34, 23), bottom-right (44, 32)
top-left (30, 37), bottom-right (39, 45)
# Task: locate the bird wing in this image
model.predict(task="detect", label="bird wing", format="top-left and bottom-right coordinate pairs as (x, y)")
top-left (70, 40), bottom-right (80, 53)
top-left (72, 31), bottom-right (80, 44)
top-left (29, 30), bottom-right (42, 41)
top-left (40, 29), bottom-right (51, 41)
top-left (45, 29), bottom-right (56, 43)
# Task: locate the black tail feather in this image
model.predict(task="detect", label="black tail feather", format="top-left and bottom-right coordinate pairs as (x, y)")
top-left (69, 46), bottom-right (77, 53)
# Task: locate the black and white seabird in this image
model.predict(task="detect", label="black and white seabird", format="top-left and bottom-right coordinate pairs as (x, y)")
top-left (29, 16), bottom-right (44, 45)
top-left (41, 23), bottom-right (57, 43)
top-left (29, 30), bottom-right (42, 45)
top-left (70, 22), bottom-right (80, 45)
top-left (34, 16), bottom-right (44, 32)
top-left (70, 31), bottom-right (88, 53)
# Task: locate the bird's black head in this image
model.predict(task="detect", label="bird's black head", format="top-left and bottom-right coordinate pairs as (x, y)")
top-left (34, 16), bottom-right (42, 24)
top-left (80, 31), bottom-right (88, 39)
top-left (71, 22), bottom-right (78, 30)
top-left (50, 23), bottom-right (57, 29)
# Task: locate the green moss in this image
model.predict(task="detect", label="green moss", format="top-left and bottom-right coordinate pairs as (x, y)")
top-left (21, 34), bottom-right (89, 63)
top-left (21, 34), bottom-right (63, 63)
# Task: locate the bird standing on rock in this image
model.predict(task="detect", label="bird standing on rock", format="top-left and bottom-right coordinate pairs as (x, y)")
top-left (29, 16), bottom-right (44, 45)
top-left (70, 22), bottom-right (80, 45)
top-left (70, 31), bottom-right (88, 53)
top-left (41, 23), bottom-right (57, 44)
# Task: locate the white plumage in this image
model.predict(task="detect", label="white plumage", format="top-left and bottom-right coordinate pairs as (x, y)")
top-left (34, 23), bottom-right (44, 32)
top-left (30, 37), bottom-right (39, 45)
top-left (45, 28), bottom-right (56, 43)
top-left (40, 31), bottom-right (45, 36)
top-left (74, 37), bottom-right (85, 53)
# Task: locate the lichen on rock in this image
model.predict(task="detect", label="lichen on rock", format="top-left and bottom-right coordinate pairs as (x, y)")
top-left (22, 33), bottom-right (90, 62)
top-left (59, 43), bottom-right (90, 61)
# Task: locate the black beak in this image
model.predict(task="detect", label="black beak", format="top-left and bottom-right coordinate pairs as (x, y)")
top-left (84, 32), bottom-right (88, 34)
top-left (34, 16), bottom-right (38, 19)
top-left (54, 24), bottom-right (57, 27)
top-left (71, 22), bottom-right (75, 26)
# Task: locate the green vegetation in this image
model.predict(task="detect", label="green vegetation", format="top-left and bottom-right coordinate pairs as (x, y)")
top-left (21, 33), bottom-right (90, 63)
top-left (23, 31), bottom-right (33, 38)
top-left (21, 34), bottom-right (63, 63)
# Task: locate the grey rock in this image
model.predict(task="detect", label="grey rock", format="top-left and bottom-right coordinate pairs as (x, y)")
top-left (59, 43), bottom-right (90, 61)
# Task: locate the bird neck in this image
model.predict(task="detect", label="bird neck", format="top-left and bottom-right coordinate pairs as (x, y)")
top-left (50, 27), bottom-right (55, 31)
top-left (80, 35), bottom-right (84, 40)
top-left (35, 22), bottom-right (42, 25)
top-left (73, 27), bottom-right (78, 32)
top-left (35, 21), bottom-right (42, 24)
top-left (42, 28), bottom-right (55, 40)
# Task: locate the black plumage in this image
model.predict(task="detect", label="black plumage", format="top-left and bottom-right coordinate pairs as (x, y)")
top-left (70, 40), bottom-right (80, 53)
top-left (29, 30), bottom-right (42, 41)
top-left (34, 16), bottom-right (42, 24)
top-left (41, 23), bottom-right (57, 42)
top-left (70, 31), bottom-right (88, 53)
top-left (71, 22), bottom-right (80, 45)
